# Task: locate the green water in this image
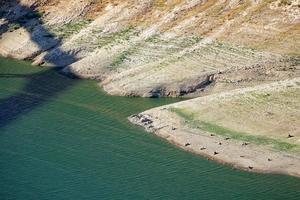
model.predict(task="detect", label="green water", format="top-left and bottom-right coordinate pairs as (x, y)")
top-left (0, 57), bottom-right (299, 200)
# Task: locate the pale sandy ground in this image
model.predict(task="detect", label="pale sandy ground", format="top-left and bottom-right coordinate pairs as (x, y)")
top-left (129, 79), bottom-right (300, 177)
top-left (1, 0), bottom-right (299, 97)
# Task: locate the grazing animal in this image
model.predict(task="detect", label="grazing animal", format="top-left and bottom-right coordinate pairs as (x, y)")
top-left (172, 127), bottom-right (177, 130)
top-left (248, 166), bottom-right (253, 170)
top-left (214, 151), bottom-right (219, 155)
top-left (185, 143), bottom-right (191, 147)
top-left (210, 134), bottom-right (215, 136)
top-left (218, 142), bottom-right (222, 145)
top-left (225, 137), bottom-right (230, 140)
top-left (242, 142), bottom-right (249, 146)
top-left (288, 134), bottom-right (294, 138)
top-left (200, 147), bottom-right (206, 150)
top-left (268, 158), bottom-right (272, 161)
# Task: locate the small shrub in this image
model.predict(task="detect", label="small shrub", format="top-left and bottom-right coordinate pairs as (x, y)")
top-left (8, 23), bottom-right (21, 32)
top-left (110, 50), bottom-right (132, 68)
top-left (279, 0), bottom-right (292, 6)
top-left (24, 11), bottom-right (43, 19)
top-left (52, 19), bottom-right (92, 39)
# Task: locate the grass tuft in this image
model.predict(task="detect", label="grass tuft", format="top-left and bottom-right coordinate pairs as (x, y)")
top-left (110, 51), bottom-right (131, 68)
top-left (8, 23), bottom-right (21, 32)
top-left (51, 19), bottom-right (92, 39)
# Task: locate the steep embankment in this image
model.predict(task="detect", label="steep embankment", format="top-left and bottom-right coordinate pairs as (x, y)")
top-left (0, 0), bottom-right (299, 97)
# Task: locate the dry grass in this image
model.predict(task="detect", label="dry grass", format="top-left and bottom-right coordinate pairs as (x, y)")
top-left (169, 79), bottom-right (300, 152)
top-left (17, 0), bottom-right (299, 56)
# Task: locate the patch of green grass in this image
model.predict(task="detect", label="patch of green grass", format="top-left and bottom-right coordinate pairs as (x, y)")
top-left (214, 41), bottom-right (257, 57)
top-left (73, 26), bottom-right (138, 50)
top-left (8, 23), bottom-right (21, 32)
top-left (102, 27), bottom-right (136, 45)
top-left (145, 35), bottom-right (203, 48)
top-left (180, 36), bottom-right (203, 47)
top-left (95, 27), bottom-right (138, 48)
top-left (199, 122), bottom-right (298, 152)
top-left (52, 19), bottom-right (92, 39)
top-left (110, 45), bottom-right (139, 68)
top-left (169, 107), bottom-right (195, 121)
top-left (115, 27), bottom-right (137, 41)
top-left (145, 34), bottom-right (162, 43)
top-left (110, 50), bottom-right (131, 68)
top-left (279, 0), bottom-right (292, 6)
top-left (169, 107), bottom-right (299, 152)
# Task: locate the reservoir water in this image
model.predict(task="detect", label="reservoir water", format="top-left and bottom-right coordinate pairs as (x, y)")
top-left (1, 57), bottom-right (300, 199)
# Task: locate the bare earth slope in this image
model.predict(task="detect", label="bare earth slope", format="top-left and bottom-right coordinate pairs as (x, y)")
top-left (0, 0), bottom-right (299, 97)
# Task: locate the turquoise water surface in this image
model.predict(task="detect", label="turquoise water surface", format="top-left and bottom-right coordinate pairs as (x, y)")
top-left (0, 57), bottom-right (300, 200)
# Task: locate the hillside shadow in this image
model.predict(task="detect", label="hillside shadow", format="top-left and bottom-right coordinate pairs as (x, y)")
top-left (0, 1), bottom-right (79, 128)
top-left (0, 0), bottom-right (76, 65)
top-left (0, 68), bottom-right (78, 128)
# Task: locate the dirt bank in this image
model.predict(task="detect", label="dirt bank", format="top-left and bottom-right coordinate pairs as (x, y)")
top-left (129, 78), bottom-right (300, 177)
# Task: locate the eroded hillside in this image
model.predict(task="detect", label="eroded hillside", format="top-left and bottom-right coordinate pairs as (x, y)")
top-left (0, 0), bottom-right (299, 97)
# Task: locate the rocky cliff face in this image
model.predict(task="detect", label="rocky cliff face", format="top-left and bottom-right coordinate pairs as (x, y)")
top-left (0, 0), bottom-right (299, 97)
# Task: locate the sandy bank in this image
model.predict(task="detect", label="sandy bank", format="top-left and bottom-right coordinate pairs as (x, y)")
top-left (129, 79), bottom-right (300, 178)
top-left (129, 111), bottom-right (300, 177)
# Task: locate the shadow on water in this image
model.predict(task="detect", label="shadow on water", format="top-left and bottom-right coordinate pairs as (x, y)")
top-left (0, 1), bottom-right (79, 128)
top-left (0, 67), bottom-right (79, 128)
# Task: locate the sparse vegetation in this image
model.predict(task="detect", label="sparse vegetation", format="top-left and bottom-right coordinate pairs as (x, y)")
top-left (145, 35), bottom-right (161, 43)
top-left (169, 107), bottom-right (299, 152)
top-left (199, 122), bottom-right (298, 152)
top-left (75, 26), bottom-right (138, 50)
top-left (110, 50), bottom-right (131, 68)
top-left (51, 19), bottom-right (93, 39)
top-left (24, 11), bottom-right (43, 19)
top-left (279, 0), bottom-right (292, 6)
top-left (108, 27), bottom-right (137, 45)
top-left (8, 23), bottom-right (21, 32)
top-left (154, 0), bottom-right (166, 8)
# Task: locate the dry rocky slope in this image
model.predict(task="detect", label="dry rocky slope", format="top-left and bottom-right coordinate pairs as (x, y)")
top-left (0, 0), bottom-right (300, 176)
top-left (0, 0), bottom-right (299, 97)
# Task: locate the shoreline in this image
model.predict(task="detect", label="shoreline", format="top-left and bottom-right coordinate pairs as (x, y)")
top-left (129, 109), bottom-right (300, 178)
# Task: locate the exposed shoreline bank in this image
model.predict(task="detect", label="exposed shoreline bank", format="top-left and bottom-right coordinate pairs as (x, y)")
top-left (129, 112), bottom-right (300, 178)
top-left (129, 80), bottom-right (300, 178)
